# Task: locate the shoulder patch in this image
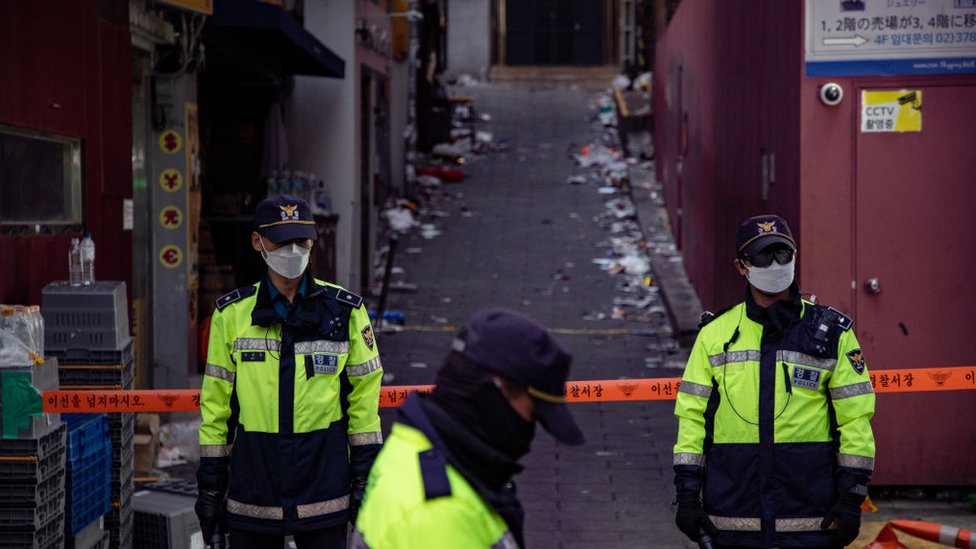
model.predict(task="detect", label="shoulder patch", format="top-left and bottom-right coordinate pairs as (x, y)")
top-left (215, 285), bottom-right (257, 312)
top-left (846, 348), bottom-right (866, 375)
top-left (334, 289), bottom-right (364, 308)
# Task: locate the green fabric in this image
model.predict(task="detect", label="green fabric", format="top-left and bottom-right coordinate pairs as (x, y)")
top-left (1, 371), bottom-right (43, 439)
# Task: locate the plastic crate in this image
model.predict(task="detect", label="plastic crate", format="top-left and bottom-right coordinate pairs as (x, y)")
top-left (48, 340), bottom-right (134, 366)
top-left (65, 517), bottom-right (106, 549)
top-left (0, 422), bottom-right (66, 458)
top-left (63, 414), bottom-right (109, 460)
top-left (58, 362), bottom-right (134, 389)
top-left (0, 491), bottom-right (64, 528)
top-left (110, 468), bottom-right (134, 503)
top-left (41, 281), bottom-right (130, 351)
top-left (142, 478), bottom-right (198, 498)
top-left (65, 449), bottom-right (111, 535)
top-left (0, 509), bottom-right (64, 549)
top-left (132, 490), bottom-right (201, 549)
top-left (0, 446), bottom-right (65, 484)
top-left (108, 521), bottom-right (133, 549)
top-left (106, 502), bottom-right (134, 549)
top-left (0, 468), bottom-right (64, 509)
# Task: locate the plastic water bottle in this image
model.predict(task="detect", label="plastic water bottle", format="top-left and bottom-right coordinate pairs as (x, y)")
top-left (68, 237), bottom-right (83, 286)
top-left (80, 232), bottom-right (96, 285)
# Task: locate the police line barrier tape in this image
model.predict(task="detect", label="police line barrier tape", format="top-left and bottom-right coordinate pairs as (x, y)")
top-left (37, 365), bottom-right (976, 414)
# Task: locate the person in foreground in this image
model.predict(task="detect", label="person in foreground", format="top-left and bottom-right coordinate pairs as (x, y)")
top-left (352, 307), bottom-right (585, 548)
top-left (673, 214), bottom-right (875, 549)
top-left (195, 195), bottom-right (383, 548)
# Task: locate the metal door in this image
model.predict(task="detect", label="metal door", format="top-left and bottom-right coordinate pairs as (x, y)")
top-left (504, 0), bottom-right (604, 66)
top-left (854, 84), bottom-right (976, 484)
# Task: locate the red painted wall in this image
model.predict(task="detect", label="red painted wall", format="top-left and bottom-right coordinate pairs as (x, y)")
top-left (654, 1), bottom-right (802, 311)
top-left (0, 1), bottom-right (132, 305)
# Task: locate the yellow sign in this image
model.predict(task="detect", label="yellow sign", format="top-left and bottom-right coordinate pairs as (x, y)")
top-left (160, 245), bottom-right (184, 269)
top-left (861, 90), bottom-right (922, 133)
top-left (159, 169), bottom-right (183, 193)
top-left (159, 206), bottom-right (184, 230)
top-left (159, 130), bottom-right (183, 154)
top-left (156, 0), bottom-right (212, 15)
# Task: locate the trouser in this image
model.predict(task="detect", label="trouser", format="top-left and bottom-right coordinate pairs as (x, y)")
top-left (228, 524), bottom-right (347, 549)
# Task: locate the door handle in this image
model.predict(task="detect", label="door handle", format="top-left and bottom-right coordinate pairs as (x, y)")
top-left (864, 278), bottom-right (881, 294)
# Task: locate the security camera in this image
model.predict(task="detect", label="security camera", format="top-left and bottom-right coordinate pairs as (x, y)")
top-left (819, 83), bottom-right (844, 106)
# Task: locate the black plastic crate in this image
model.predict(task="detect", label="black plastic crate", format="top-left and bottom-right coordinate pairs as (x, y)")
top-left (110, 469), bottom-right (134, 503)
top-left (107, 522), bottom-right (132, 549)
top-left (0, 423), bottom-right (66, 458)
top-left (0, 492), bottom-right (64, 528)
top-left (41, 281), bottom-right (130, 351)
top-left (0, 510), bottom-right (63, 549)
top-left (0, 443), bottom-right (66, 484)
top-left (132, 490), bottom-right (201, 549)
top-left (143, 478), bottom-right (198, 498)
top-left (58, 363), bottom-right (134, 389)
top-left (0, 468), bottom-right (64, 509)
top-left (47, 340), bottom-right (134, 366)
top-left (106, 502), bottom-right (133, 549)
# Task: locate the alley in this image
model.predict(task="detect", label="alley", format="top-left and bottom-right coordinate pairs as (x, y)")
top-left (376, 85), bottom-right (693, 549)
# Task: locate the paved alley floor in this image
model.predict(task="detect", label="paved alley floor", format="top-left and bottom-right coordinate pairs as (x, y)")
top-left (375, 85), bottom-right (693, 549)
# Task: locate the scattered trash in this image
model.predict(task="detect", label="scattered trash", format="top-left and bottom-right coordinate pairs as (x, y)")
top-left (409, 362), bottom-right (428, 369)
top-left (566, 175), bottom-right (588, 185)
top-left (385, 208), bottom-right (418, 233)
top-left (453, 73), bottom-right (485, 87)
top-left (612, 74), bottom-right (631, 89)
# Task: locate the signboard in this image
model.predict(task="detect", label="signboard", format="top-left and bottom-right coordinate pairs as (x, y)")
top-left (861, 89), bottom-right (923, 132)
top-left (806, 0), bottom-right (976, 76)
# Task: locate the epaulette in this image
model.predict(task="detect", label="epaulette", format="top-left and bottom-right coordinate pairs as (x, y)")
top-left (215, 285), bottom-right (257, 312)
top-left (698, 304), bottom-right (736, 329)
top-left (827, 306), bottom-right (854, 331)
top-left (332, 287), bottom-right (364, 308)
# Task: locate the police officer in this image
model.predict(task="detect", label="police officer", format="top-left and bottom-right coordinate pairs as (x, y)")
top-left (352, 308), bottom-right (585, 548)
top-left (195, 195), bottom-right (383, 549)
top-left (673, 215), bottom-right (875, 549)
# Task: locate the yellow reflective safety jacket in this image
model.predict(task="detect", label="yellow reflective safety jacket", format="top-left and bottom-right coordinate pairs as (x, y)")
top-left (674, 289), bottom-right (875, 548)
top-left (198, 276), bottom-right (383, 534)
top-left (352, 397), bottom-right (520, 549)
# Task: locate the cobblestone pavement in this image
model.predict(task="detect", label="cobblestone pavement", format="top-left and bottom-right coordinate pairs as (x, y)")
top-left (375, 85), bottom-right (694, 549)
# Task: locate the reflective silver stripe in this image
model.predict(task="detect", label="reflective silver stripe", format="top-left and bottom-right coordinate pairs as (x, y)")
top-left (838, 454), bottom-right (875, 470)
top-left (200, 444), bottom-right (232, 458)
top-left (830, 381), bottom-right (874, 400)
top-left (227, 499), bottom-right (283, 520)
top-left (296, 495), bottom-right (350, 518)
top-left (777, 350), bottom-right (836, 371)
top-left (234, 338), bottom-right (281, 352)
top-left (491, 531), bottom-right (519, 549)
top-left (709, 516), bottom-right (761, 531)
top-left (940, 525), bottom-right (960, 546)
top-left (709, 350), bottom-right (762, 368)
top-left (678, 380), bottom-right (712, 398)
top-left (776, 517), bottom-right (827, 532)
top-left (349, 432), bottom-right (383, 446)
top-left (346, 356), bottom-right (383, 377)
top-left (295, 340), bottom-right (349, 354)
top-left (673, 453), bottom-right (705, 467)
top-left (204, 363), bottom-right (235, 383)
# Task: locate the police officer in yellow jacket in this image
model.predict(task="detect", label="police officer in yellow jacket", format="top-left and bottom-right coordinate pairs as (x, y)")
top-left (195, 195), bottom-right (383, 549)
top-left (352, 308), bottom-right (585, 548)
top-left (674, 215), bottom-right (875, 549)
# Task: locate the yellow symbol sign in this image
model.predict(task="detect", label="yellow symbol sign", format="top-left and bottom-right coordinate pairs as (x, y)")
top-left (160, 245), bottom-right (184, 269)
top-left (159, 130), bottom-right (183, 154)
top-left (861, 90), bottom-right (922, 133)
top-left (159, 169), bottom-right (183, 193)
top-left (159, 207), bottom-right (184, 229)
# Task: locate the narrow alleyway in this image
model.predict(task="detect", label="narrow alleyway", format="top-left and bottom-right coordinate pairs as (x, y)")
top-left (376, 86), bottom-right (694, 549)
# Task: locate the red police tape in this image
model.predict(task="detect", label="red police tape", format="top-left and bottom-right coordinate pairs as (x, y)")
top-left (39, 365), bottom-right (976, 414)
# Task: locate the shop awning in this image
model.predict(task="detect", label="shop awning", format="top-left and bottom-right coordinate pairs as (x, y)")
top-left (204, 1), bottom-right (345, 78)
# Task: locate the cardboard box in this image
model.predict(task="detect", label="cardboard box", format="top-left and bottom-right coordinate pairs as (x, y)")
top-left (133, 413), bottom-right (159, 472)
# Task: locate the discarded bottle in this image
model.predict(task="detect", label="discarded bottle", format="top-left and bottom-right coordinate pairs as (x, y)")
top-left (69, 237), bottom-right (83, 286)
top-left (80, 232), bottom-right (95, 285)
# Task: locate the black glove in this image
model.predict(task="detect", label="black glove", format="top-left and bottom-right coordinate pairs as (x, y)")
top-left (349, 476), bottom-right (369, 524)
top-left (675, 491), bottom-right (718, 542)
top-left (195, 488), bottom-right (228, 545)
top-left (820, 491), bottom-right (863, 548)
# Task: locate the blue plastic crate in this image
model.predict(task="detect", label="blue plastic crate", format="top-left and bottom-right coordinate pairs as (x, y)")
top-left (63, 414), bottom-right (109, 461)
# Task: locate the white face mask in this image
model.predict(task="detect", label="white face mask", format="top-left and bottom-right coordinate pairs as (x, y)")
top-left (746, 258), bottom-right (795, 294)
top-left (259, 238), bottom-right (311, 279)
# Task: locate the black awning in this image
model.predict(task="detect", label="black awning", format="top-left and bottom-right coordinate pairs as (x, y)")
top-left (204, 1), bottom-right (345, 78)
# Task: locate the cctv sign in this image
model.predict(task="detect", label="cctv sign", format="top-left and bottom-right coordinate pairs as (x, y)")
top-left (861, 89), bottom-right (923, 133)
top-left (805, 0), bottom-right (976, 76)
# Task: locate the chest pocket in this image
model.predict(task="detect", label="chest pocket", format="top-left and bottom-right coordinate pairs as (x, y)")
top-left (777, 350), bottom-right (835, 393)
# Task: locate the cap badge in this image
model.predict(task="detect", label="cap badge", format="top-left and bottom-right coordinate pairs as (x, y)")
top-left (279, 204), bottom-right (299, 221)
top-left (756, 220), bottom-right (777, 234)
